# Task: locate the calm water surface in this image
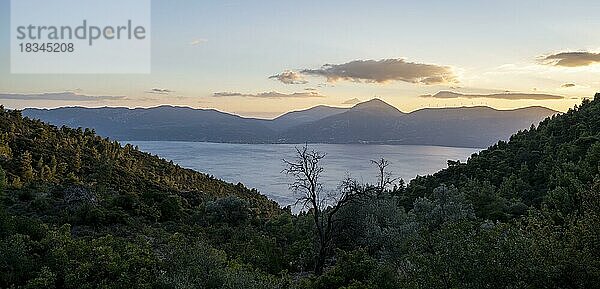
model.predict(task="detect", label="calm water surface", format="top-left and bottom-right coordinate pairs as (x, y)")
top-left (125, 142), bottom-right (481, 206)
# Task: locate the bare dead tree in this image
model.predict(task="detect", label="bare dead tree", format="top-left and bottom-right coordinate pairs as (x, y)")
top-left (371, 157), bottom-right (398, 194)
top-left (283, 145), bottom-right (363, 275)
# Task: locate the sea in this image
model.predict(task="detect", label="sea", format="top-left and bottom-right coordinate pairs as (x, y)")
top-left (125, 141), bottom-right (481, 206)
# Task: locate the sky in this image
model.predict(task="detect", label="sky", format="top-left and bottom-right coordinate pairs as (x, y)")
top-left (1, 0), bottom-right (599, 118)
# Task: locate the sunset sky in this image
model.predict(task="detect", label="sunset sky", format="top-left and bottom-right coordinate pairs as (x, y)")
top-left (1, 0), bottom-right (599, 118)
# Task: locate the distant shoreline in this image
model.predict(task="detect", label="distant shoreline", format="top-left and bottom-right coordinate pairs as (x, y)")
top-left (119, 140), bottom-right (485, 150)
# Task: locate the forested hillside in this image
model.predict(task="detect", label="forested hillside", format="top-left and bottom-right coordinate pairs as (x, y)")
top-left (406, 94), bottom-right (600, 220)
top-left (1, 94), bottom-right (599, 288)
top-left (0, 107), bottom-right (300, 288)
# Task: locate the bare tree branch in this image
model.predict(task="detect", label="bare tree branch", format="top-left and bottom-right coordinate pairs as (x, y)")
top-left (282, 145), bottom-right (364, 275)
top-left (371, 157), bottom-right (399, 194)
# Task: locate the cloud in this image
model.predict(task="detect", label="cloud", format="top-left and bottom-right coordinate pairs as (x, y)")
top-left (304, 88), bottom-right (317, 91)
top-left (540, 51), bottom-right (600, 67)
top-left (317, 83), bottom-right (335, 88)
top-left (212, 92), bottom-right (244, 97)
top-left (0, 92), bottom-right (125, 101)
top-left (269, 71), bottom-right (308, 84)
top-left (342, 98), bottom-right (361, 105)
top-left (146, 88), bottom-right (173, 94)
top-left (300, 58), bottom-right (457, 85)
top-left (212, 91), bottom-right (325, 99)
top-left (561, 83), bottom-right (576, 88)
top-left (420, 91), bottom-right (564, 100)
top-left (190, 39), bottom-right (208, 46)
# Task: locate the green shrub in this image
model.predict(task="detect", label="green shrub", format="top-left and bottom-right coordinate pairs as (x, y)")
top-left (0, 166), bottom-right (5, 195)
top-left (205, 196), bottom-right (250, 226)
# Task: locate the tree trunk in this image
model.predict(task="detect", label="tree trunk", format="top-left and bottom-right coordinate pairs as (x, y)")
top-left (314, 243), bottom-right (327, 275)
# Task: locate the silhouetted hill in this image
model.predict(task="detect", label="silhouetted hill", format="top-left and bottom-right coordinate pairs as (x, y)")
top-left (263, 105), bottom-right (348, 131)
top-left (23, 99), bottom-right (559, 147)
top-left (281, 101), bottom-right (558, 147)
top-left (279, 99), bottom-right (406, 143)
top-left (350, 98), bottom-right (406, 116)
top-left (23, 105), bottom-right (276, 143)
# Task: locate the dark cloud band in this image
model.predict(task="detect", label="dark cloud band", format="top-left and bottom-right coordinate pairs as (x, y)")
top-left (299, 58), bottom-right (457, 85)
top-left (269, 71), bottom-right (308, 84)
top-left (213, 91), bottom-right (325, 99)
top-left (146, 88), bottom-right (173, 94)
top-left (541, 52), bottom-right (600, 67)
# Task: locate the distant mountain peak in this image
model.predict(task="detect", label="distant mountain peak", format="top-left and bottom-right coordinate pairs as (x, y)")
top-left (351, 98), bottom-right (404, 115)
top-left (22, 97), bottom-right (562, 147)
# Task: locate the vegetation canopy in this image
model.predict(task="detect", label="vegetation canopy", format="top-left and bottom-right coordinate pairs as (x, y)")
top-left (0, 93), bottom-right (599, 288)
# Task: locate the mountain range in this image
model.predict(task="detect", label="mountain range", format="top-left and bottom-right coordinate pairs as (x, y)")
top-left (22, 98), bottom-right (559, 148)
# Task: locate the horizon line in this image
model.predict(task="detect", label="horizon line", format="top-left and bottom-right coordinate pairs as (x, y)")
top-left (6, 98), bottom-right (563, 121)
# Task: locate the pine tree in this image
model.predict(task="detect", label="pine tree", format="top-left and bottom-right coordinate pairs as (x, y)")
top-left (73, 148), bottom-right (82, 173)
top-left (0, 133), bottom-right (10, 158)
top-left (36, 157), bottom-right (44, 178)
top-left (0, 166), bottom-right (5, 195)
top-left (20, 151), bottom-right (34, 182)
top-left (50, 156), bottom-right (58, 178)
